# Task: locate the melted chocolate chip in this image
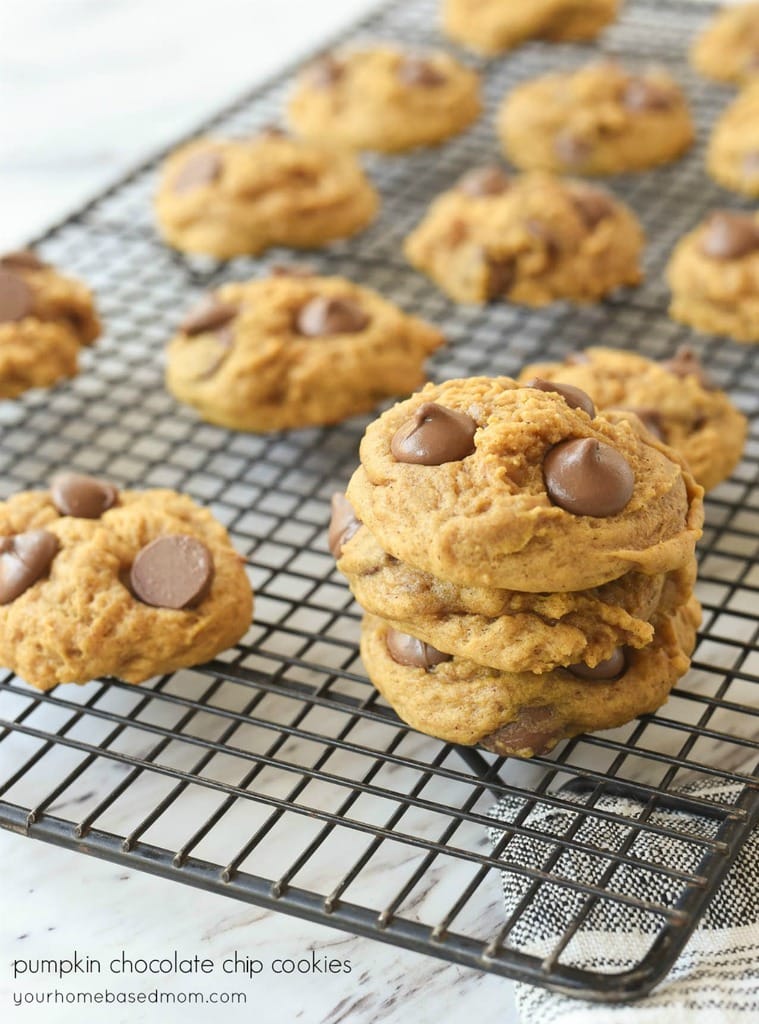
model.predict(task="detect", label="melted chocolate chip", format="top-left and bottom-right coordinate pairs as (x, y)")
top-left (50, 473), bottom-right (118, 519)
top-left (554, 132), bottom-right (592, 168)
top-left (486, 258), bottom-right (515, 301)
top-left (0, 250), bottom-right (47, 271)
top-left (386, 629), bottom-right (452, 670)
top-left (525, 378), bottom-right (596, 418)
top-left (661, 345), bottom-right (714, 390)
top-left (457, 166), bottom-right (510, 198)
top-left (700, 211), bottom-right (759, 260)
top-left (622, 77), bottom-right (676, 112)
top-left (173, 151), bottom-right (223, 194)
top-left (570, 187), bottom-right (615, 229)
top-left (328, 493), bottom-right (361, 559)
top-left (0, 530), bottom-right (59, 605)
top-left (0, 268), bottom-right (34, 323)
top-left (568, 648), bottom-right (628, 680)
top-left (194, 327), bottom-right (235, 381)
top-left (130, 535), bottom-right (214, 609)
top-left (480, 706), bottom-right (559, 757)
top-left (397, 56), bottom-right (446, 87)
top-left (390, 402), bottom-right (477, 465)
top-left (525, 220), bottom-right (561, 259)
top-left (306, 55), bottom-right (344, 88)
top-left (543, 437), bottom-right (634, 517)
top-left (180, 297), bottom-right (238, 336)
top-left (296, 296), bottom-right (369, 336)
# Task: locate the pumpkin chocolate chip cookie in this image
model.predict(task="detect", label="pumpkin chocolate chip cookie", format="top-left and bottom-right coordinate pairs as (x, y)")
top-left (166, 268), bottom-right (443, 431)
top-left (154, 130), bottom-right (379, 259)
top-left (498, 61), bottom-right (694, 176)
top-left (667, 210), bottom-right (759, 343)
top-left (287, 47), bottom-right (481, 153)
top-left (691, 2), bottom-right (759, 84)
top-left (0, 474), bottom-right (253, 690)
top-left (0, 250), bottom-right (101, 399)
top-left (707, 83), bottom-right (759, 197)
top-left (404, 169), bottom-right (643, 305)
top-left (519, 347), bottom-right (748, 491)
top-left (442, 0), bottom-right (619, 55)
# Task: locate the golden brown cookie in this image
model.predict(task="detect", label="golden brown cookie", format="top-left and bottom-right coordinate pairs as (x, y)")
top-left (287, 47), bottom-right (481, 153)
top-left (166, 268), bottom-right (443, 432)
top-left (0, 250), bottom-right (100, 399)
top-left (338, 520), bottom-right (695, 674)
top-left (154, 131), bottom-right (379, 258)
top-left (345, 377), bottom-right (703, 593)
top-left (442, 0), bottom-right (618, 55)
top-left (518, 347), bottom-right (748, 492)
top-left (360, 598), bottom-right (700, 755)
top-left (707, 83), bottom-right (759, 196)
top-left (691, 2), bottom-right (759, 84)
top-left (404, 169), bottom-right (643, 305)
top-left (497, 62), bottom-right (694, 176)
top-left (667, 210), bottom-right (759, 343)
top-left (0, 474), bottom-right (253, 690)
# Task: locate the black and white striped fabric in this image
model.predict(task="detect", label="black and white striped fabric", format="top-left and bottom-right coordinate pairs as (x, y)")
top-left (489, 770), bottom-right (759, 1022)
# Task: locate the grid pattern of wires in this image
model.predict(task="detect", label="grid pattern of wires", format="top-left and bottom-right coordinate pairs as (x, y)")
top-left (0, 0), bottom-right (757, 1003)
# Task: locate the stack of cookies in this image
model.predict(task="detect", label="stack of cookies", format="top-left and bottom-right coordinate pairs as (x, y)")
top-left (331, 377), bottom-right (703, 758)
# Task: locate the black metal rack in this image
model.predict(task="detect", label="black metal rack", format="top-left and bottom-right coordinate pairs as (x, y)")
top-left (1, 0), bottom-right (757, 1003)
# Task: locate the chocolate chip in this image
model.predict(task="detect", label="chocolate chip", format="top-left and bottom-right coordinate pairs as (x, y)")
top-left (386, 629), bottom-right (452, 670)
top-left (194, 327), bottom-right (235, 381)
top-left (570, 187), bottom-right (615, 229)
top-left (328, 493), bottom-right (361, 559)
top-left (614, 406), bottom-right (665, 440)
top-left (0, 268), bottom-right (34, 323)
top-left (486, 258), bottom-right (515, 301)
top-left (544, 437), bottom-right (634, 517)
top-left (130, 535), bottom-right (214, 609)
top-left (259, 123), bottom-right (288, 139)
top-left (457, 165), bottom-right (510, 198)
top-left (296, 296), bottom-right (369, 336)
top-left (390, 402), bottom-right (477, 465)
top-left (661, 345), bottom-right (714, 390)
top-left (525, 378), bottom-right (596, 418)
top-left (568, 648), bottom-right (628, 681)
top-left (622, 77), bottom-right (676, 112)
top-left (0, 530), bottom-right (59, 605)
top-left (554, 132), bottom-right (591, 168)
top-left (0, 250), bottom-right (47, 271)
top-left (306, 55), bottom-right (344, 88)
top-left (700, 211), bottom-right (759, 260)
top-left (270, 264), bottom-right (316, 278)
top-left (173, 151), bottom-right (223, 194)
top-left (50, 473), bottom-right (118, 519)
top-left (397, 56), bottom-right (446, 88)
top-left (525, 220), bottom-right (561, 259)
top-left (480, 706), bottom-right (559, 757)
top-left (180, 297), bottom-right (238, 336)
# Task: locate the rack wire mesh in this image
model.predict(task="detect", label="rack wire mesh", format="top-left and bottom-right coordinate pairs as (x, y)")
top-left (1, 0), bottom-right (758, 1003)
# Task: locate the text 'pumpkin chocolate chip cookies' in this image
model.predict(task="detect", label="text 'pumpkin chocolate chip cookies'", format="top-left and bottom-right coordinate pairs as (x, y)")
top-left (0, 474), bottom-right (253, 690)
top-left (0, 250), bottom-right (100, 399)
top-left (519, 347), bottom-right (748, 492)
top-left (498, 62), bottom-right (694, 176)
top-left (154, 130), bottom-right (379, 259)
top-left (165, 267), bottom-right (443, 432)
top-left (287, 47), bottom-right (481, 153)
top-left (442, 0), bottom-right (618, 55)
top-left (332, 377), bottom-right (703, 758)
top-left (690, 2), bottom-right (759, 84)
top-left (708, 84), bottom-right (759, 197)
top-left (404, 169), bottom-right (643, 305)
top-left (667, 210), bottom-right (759, 342)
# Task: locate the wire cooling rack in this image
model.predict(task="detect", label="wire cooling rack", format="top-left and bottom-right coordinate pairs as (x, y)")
top-left (1, 0), bottom-right (757, 1003)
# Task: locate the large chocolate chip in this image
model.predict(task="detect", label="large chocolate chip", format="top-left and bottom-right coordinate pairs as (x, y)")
top-left (51, 472), bottom-right (118, 519)
top-left (180, 297), bottom-right (238, 336)
top-left (296, 296), bottom-right (369, 336)
top-left (570, 187), bottom-right (615, 229)
top-left (457, 165), bottom-right (510, 198)
top-left (568, 648), bottom-right (628, 681)
top-left (554, 132), bottom-right (591, 167)
top-left (661, 345), bottom-right (714, 390)
top-left (397, 56), bottom-right (446, 87)
top-left (0, 250), bottom-right (47, 271)
top-left (486, 257), bottom-right (515, 300)
top-left (328, 493), bottom-right (361, 559)
top-left (544, 437), bottom-right (634, 517)
top-left (306, 55), bottom-right (344, 88)
top-left (622, 77), bottom-right (676, 112)
top-left (700, 211), bottom-right (759, 260)
top-left (480, 706), bottom-right (559, 757)
top-left (386, 629), bottom-right (452, 670)
top-left (525, 378), bottom-right (596, 418)
top-left (130, 535), bottom-right (214, 609)
top-left (193, 327), bottom-right (235, 381)
top-left (173, 151), bottom-right (223, 194)
top-left (0, 268), bottom-right (34, 323)
top-left (0, 530), bottom-right (59, 605)
top-left (390, 402), bottom-right (477, 465)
